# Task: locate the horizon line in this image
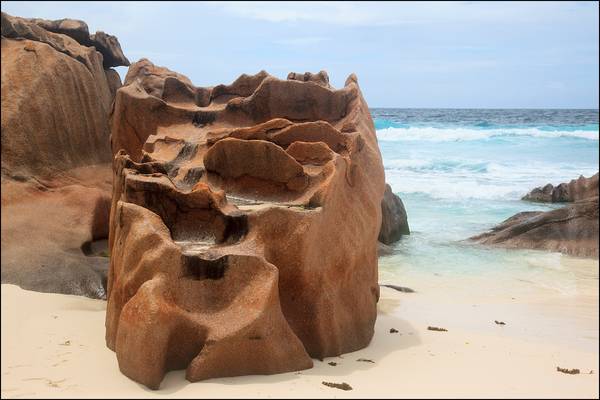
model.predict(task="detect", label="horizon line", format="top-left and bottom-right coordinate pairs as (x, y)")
top-left (368, 107), bottom-right (600, 110)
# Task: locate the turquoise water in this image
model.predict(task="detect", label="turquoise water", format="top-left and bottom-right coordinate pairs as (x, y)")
top-left (373, 109), bottom-right (599, 288)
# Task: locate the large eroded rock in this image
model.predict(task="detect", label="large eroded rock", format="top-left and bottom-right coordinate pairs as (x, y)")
top-left (106, 61), bottom-right (385, 389)
top-left (1, 12), bottom-right (126, 299)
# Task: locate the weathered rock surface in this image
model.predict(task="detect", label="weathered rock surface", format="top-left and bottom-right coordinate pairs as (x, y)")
top-left (379, 183), bottom-right (410, 244)
top-left (23, 15), bottom-right (130, 68)
top-left (106, 60), bottom-right (385, 389)
top-left (1, 12), bottom-right (126, 298)
top-left (287, 70), bottom-right (331, 88)
top-left (522, 173), bottom-right (599, 203)
top-left (472, 173), bottom-right (599, 258)
top-left (88, 31), bottom-right (130, 68)
top-left (470, 197), bottom-right (599, 258)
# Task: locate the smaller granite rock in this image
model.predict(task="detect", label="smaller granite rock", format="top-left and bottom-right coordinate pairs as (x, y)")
top-left (522, 173), bottom-right (598, 203)
top-left (28, 17), bottom-right (90, 44)
top-left (89, 31), bottom-right (130, 68)
top-left (470, 197), bottom-right (599, 258)
top-left (378, 184), bottom-right (410, 245)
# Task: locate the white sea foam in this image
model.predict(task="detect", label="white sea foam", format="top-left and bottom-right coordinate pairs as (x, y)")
top-left (376, 126), bottom-right (599, 141)
top-left (384, 159), bottom-right (599, 201)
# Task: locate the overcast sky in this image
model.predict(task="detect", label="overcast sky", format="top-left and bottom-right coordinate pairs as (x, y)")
top-left (2, 1), bottom-right (599, 108)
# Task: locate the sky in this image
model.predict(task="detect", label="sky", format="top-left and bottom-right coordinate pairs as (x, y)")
top-left (2, 1), bottom-right (599, 108)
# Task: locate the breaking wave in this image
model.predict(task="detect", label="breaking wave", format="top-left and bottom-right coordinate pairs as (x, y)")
top-left (376, 126), bottom-right (599, 141)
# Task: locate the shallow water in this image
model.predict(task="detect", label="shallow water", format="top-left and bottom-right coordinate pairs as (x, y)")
top-left (373, 108), bottom-right (599, 295)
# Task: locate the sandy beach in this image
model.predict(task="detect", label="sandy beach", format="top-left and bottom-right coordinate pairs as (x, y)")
top-left (2, 254), bottom-right (598, 399)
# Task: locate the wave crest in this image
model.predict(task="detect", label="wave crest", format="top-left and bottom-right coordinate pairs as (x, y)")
top-left (376, 126), bottom-right (599, 141)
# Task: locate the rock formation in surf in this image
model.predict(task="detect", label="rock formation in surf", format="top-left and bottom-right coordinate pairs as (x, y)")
top-left (379, 183), bottom-right (410, 245)
top-left (471, 173), bottom-right (599, 258)
top-left (1, 12), bottom-right (129, 299)
top-left (522, 173), bottom-right (599, 203)
top-left (105, 59), bottom-right (385, 389)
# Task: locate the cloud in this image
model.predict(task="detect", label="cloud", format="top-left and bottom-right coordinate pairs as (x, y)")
top-left (207, 1), bottom-right (598, 27)
top-left (206, 1), bottom-right (420, 26)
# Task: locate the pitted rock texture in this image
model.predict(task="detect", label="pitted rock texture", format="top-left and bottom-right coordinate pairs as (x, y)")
top-left (522, 173), bottom-right (599, 203)
top-left (1, 12), bottom-right (125, 299)
top-left (106, 59), bottom-right (385, 389)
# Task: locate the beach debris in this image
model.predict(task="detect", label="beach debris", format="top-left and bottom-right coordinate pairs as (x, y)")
top-left (428, 326), bottom-right (447, 332)
top-left (380, 284), bottom-right (415, 293)
top-left (356, 358), bottom-right (375, 363)
top-left (59, 340), bottom-right (71, 346)
top-left (589, 370), bottom-right (594, 374)
top-left (322, 381), bottom-right (353, 391)
top-left (47, 378), bottom-right (66, 388)
top-left (557, 366), bottom-right (580, 375)
top-left (390, 328), bottom-right (399, 333)
top-left (328, 362), bottom-right (337, 366)
top-left (494, 320), bottom-right (506, 325)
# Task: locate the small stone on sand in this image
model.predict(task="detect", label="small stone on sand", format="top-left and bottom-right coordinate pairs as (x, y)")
top-left (557, 366), bottom-right (580, 374)
top-left (356, 358), bottom-right (375, 363)
top-left (428, 326), bottom-right (448, 332)
top-left (322, 381), bottom-right (352, 391)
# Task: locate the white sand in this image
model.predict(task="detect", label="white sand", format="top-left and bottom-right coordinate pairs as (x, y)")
top-left (2, 258), bottom-right (598, 398)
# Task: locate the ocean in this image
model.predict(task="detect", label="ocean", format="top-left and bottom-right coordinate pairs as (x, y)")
top-left (372, 108), bottom-right (599, 296)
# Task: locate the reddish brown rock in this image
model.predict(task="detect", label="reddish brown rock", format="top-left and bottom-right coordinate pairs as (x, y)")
top-left (106, 59), bottom-right (385, 388)
top-left (23, 15), bottom-right (130, 68)
top-left (1, 12), bottom-right (126, 298)
top-left (287, 70), bottom-right (331, 88)
top-left (26, 16), bottom-right (90, 44)
top-left (286, 141), bottom-right (335, 166)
